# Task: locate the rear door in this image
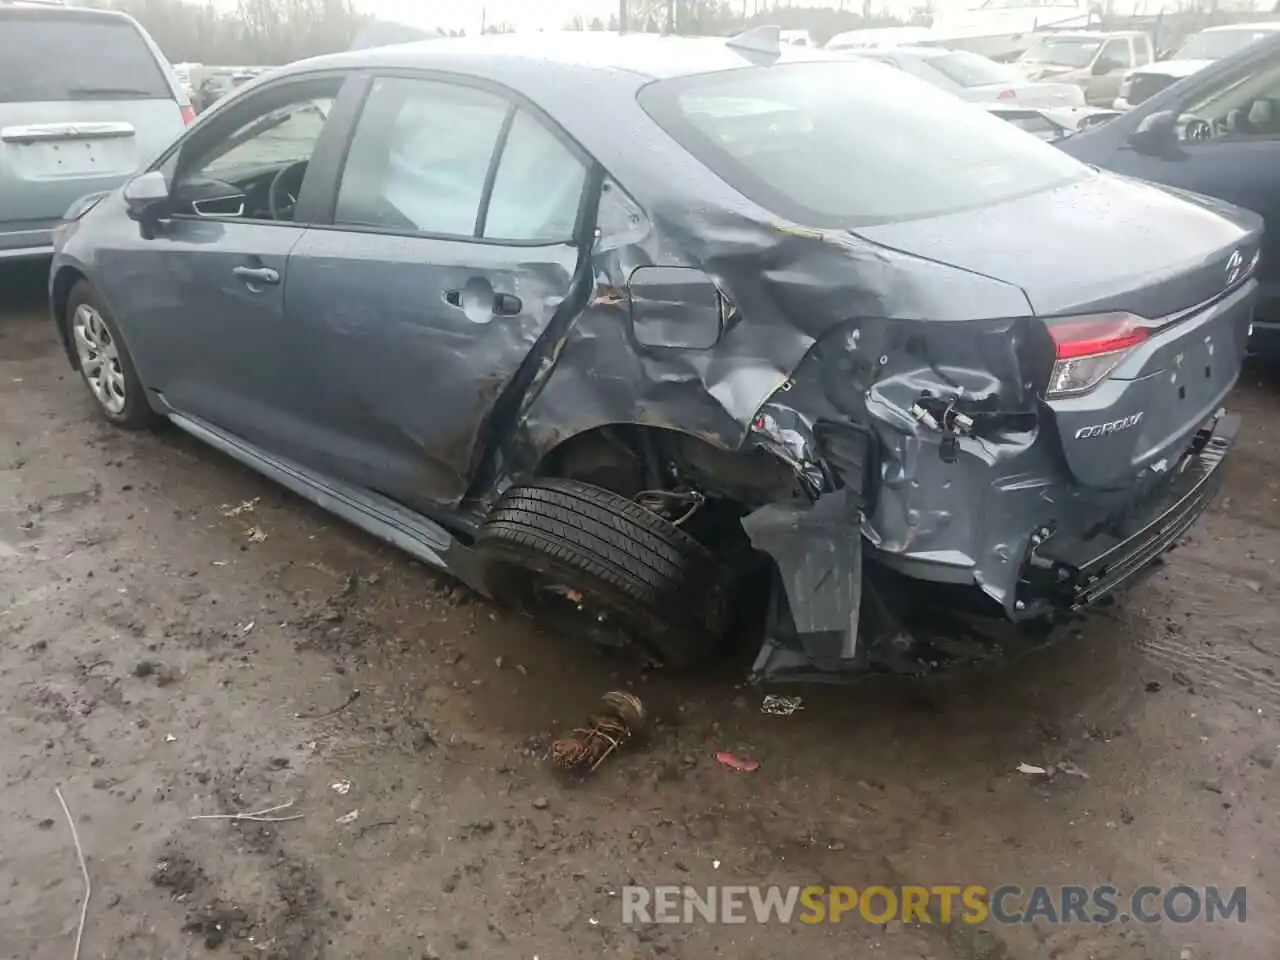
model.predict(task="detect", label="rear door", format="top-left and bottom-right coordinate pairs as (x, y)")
top-left (283, 74), bottom-right (588, 511)
top-left (0, 7), bottom-right (186, 252)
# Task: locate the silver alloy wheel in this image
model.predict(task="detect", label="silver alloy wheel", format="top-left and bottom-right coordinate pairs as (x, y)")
top-left (71, 304), bottom-right (127, 415)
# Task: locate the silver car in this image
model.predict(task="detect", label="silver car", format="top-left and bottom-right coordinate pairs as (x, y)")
top-left (851, 45), bottom-right (1085, 108)
top-left (0, 1), bottom-right (191, 262)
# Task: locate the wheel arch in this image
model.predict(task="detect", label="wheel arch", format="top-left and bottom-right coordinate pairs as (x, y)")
top-left (530, 421), bottom-right (799, 508)
top-left (50, 265), bottom-right (88, 370)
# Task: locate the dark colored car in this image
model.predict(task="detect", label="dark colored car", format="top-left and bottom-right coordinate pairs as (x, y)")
top-left (49, 31), bottom-right (1257, 682)
top-left (1059, 33), bottom-right (1280, 356)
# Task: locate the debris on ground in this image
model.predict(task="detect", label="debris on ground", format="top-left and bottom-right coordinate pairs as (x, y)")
top-left (335, 810), bottom-right (359, 825)
top-left (331, 780), bottom-right (352, 795)
top-left (245, 526), bottom-right (268, 543)
top-left (760, 694), bottom-right (804, 717)
top-left (548, 691), bottom-right (647, 775)
top-left (1055, 761), bottom-right (1091, 779)
top-left (220, 498), bottom-right (260, 518)
top-left (1016, 762), bottom-right (1047, 775)
top-left (715, 751), bottom-right (760, 773)
top-left (190, 800), bottom-right (303, 823)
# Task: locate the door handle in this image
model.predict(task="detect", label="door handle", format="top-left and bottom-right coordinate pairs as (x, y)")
top-left (443, 289), bottom-right (522, 316)
top-left (232, 265), bottom-right (279, 285)
top-left (494, 293), bottom-right (522, 316)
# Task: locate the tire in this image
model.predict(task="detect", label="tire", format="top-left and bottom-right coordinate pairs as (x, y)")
top-left (477, 478), bottom-right (732, 670)
top-left (65, 280), bottom-right (161, 430)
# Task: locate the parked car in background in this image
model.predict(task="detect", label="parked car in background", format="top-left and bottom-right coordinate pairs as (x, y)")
top-left (850, 45), bottom-right (1085, 107)
top-left (779, 29), bottom-right (815, 47)
top-left (1016, 30), bottom-right (1154, 104)
top-left (824, 25), bottom-right (937, 50)
top-left (0, 1), bottom-right (192, 262)
top-left (1059, 32), bottom-right (1280, 355)
top-left (983, 102), bottom-right (1119, 140)
top-left (48, 32), bottom-right (1257, 681)
top-left (1114, 21), bottom-right (1280, 108)
top-left (194, 70), bottom-right (258, 113)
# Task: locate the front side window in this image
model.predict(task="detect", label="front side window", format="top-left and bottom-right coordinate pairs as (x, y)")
top-left (335, 76), bottom-right (586, 242)
top-left (1178, 58), bottom-right (1280, 142)
top-left (639, 61), bottom-right (1087, 227)
top-left (170, 77), bottom-right (341, 222)
top-left (1099, 39), bottom-right (1132, 71)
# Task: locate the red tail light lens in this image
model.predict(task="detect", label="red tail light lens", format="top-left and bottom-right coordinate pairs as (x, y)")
top-left (997, 88), bottom-right (1017, 100)
top-left (180, 104), bottom-right (197, 125)
top-left (1046, 312), bottom-right (1149, 398)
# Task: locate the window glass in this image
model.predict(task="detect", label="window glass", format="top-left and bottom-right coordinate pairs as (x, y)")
top-left (1021, 36), bottom-right (1102, 68)
top-left (198, 99), bottom-right (332, 181)
top-left (0, 13), bottom-right (170, 102)
top-left (1100, 39), bottom-right (1132, 69)
top-left (639, 61), bottom-right (1086, 228)
top-left (926, 50), bottom-right (1018, 88)
top-left (1178, 59), bottom-right (1280, 141)
top-left (335, 77), bottom-right (508, 236)
top-left (484, 109), bottom-right (586, 241)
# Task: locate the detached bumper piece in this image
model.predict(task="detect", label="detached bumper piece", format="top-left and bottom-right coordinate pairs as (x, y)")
top-left (1019, 410), bottom-right (1239, 613)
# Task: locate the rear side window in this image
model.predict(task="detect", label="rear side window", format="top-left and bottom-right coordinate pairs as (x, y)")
top-left (0, 13), bottom-right (171, 102)
top-left (639, 61), bottom-right (1087, 227)
top-left (335, 76), bottom-right (586, 242)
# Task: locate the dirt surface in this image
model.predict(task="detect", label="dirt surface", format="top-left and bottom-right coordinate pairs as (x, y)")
top-left (3, 259), bottom-right (1279, 959)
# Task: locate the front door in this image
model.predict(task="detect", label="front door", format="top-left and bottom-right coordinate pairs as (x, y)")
top-left (102, 72), bottom-right (352, 451)
top-left (283, 75), bottom-right (589, 511)
top-left (1085, 38), bottom-right (1132, 105)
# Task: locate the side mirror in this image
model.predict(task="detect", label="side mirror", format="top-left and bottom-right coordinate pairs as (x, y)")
top-left (627, 266), bottom-right (725, 351)
top-left (123, 170), bottom-right (170, 222)
top-left (1127, 109), bottom-right (1179, 156)
top-left (1091, 57), bottom-right (1115, 76)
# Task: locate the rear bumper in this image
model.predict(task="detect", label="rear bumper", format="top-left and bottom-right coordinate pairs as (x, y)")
top-left (1017, 409), bottom-right (1237, 612)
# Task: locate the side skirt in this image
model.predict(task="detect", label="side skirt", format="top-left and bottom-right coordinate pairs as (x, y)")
top-left (163, 409), bottom-right (491, 597)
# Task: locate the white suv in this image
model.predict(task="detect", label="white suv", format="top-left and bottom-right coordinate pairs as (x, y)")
top-left (0, 1), bottom-right (192, 261)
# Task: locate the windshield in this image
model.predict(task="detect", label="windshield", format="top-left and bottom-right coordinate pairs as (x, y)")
top-left (1174, 28), bottom-right (1277, 61)
top-left (0, 13), bottom-right (170, 102)
top-left (638, 61), bottom-right (1086, 227)
top-left (1021, 36), bottom-right (1102, 67)
top-left (926, 50), bottom-right (1018, 86)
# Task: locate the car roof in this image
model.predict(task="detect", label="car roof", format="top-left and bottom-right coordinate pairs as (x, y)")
top-left (291, 30), bottom-right (837, 83)
top-left (0, 2), bottom-right (137, 24)
top-left (1038, 30), bottom-right (1144, 40)
top-left (1201, 20), bottom-right (1280, 33)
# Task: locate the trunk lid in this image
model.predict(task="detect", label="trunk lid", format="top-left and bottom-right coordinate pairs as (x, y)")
top-left (854, 172), bottom-right (1262, 488)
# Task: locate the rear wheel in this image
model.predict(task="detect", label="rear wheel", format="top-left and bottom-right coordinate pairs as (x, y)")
top-left (66, 281), bottom-right (160, 430)
top-left (476, 478), bottom-right (732, 669)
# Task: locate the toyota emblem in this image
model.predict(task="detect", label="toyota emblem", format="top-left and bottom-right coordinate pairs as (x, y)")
top-left (1225, 249), bottom-right (1244, 287)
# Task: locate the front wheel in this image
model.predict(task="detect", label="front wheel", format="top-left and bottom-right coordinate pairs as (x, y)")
top-left (65, 280), bottom-right (160, 430)
top-left (476, 478), bottom-right (732, 670)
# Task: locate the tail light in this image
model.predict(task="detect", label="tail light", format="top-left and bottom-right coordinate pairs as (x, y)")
top-left (1046, 312), bottom-right (1149, 398)
top-left (180, 104), bottom-right (197, 125)
top-left (997, 88), bottom-right (1017, 100)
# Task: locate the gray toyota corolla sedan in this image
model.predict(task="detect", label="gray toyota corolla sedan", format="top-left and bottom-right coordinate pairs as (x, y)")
top-left (49, 29), bottom-right (1259, 681)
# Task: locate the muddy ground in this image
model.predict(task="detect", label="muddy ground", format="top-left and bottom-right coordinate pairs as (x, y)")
top-left (2, 259), bottom-right (1279, 959)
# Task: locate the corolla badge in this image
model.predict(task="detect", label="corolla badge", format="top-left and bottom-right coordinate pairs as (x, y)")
top-left (1225, 249), bottom-right (1244, 287)
top-left (1075, 411), bottom-right (1144, 440)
